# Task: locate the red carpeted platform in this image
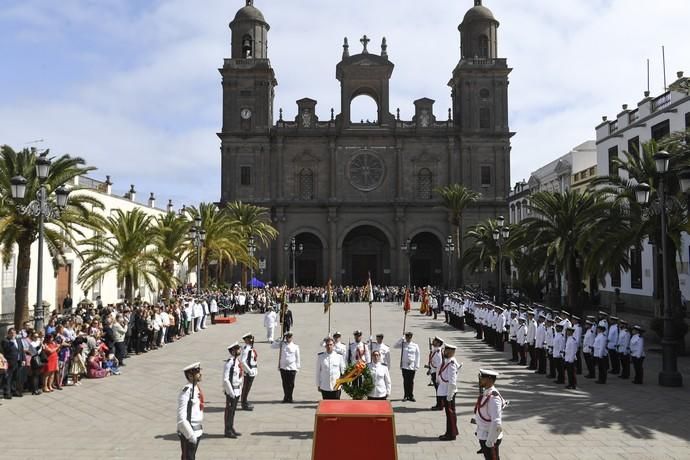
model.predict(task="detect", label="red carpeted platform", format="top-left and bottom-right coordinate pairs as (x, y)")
top-left (214, 316), bottom-right (237, 324)
top-left (312, 400), bottom-right (397, 460)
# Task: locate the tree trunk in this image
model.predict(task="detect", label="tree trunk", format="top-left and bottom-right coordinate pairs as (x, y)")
top-left (203, 253), bottom-right (209, 290)
top-left (13, 239), bottom-right (32, 330)
top-left (125, 274), bottom-right (133, 302)
top-left (454, 220), bottom-right (463, 287)
top-left (566, 256), bottom-right (580, 313)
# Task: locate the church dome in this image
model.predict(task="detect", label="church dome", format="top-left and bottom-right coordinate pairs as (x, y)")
top-left (233, 3), bottom-right (266, 23)
top-left (462, 2), bottom-right (497, 24)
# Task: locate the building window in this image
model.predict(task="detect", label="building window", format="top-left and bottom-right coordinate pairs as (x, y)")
top-left (608, 146), bottom-right (619, 176)
top-left (627, 136), bottom-right (640, 159)
top-left (480, 166), bottom-right (492, 186)
top-left (630, 247), bottom-right (642, 289)
top-left (299, 168), bottom-right (314, 200)
top-left (651, 119), bottom-right (670, 141)
top-left (2, 255), bottom-right (15, 287)
top-left (588, 166), bottom-right (596, 176)
top-left (416, 168), bottom-right (433, 199)
top-left (479, 108), bottom-right (490, 129)
top-left (685, 112), bottom-right (690, 129)
top-left (479, 88), bottom-right (490, 100)
top-left (478, 35), bottom-right (489, 58)
top-left (611, 270), bottom-right (621, 288)
top-left (240, 166), bottom-right (251, 186)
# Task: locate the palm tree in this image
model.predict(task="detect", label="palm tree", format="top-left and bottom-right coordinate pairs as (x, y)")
top-left (462, 218), bottom-right (516, 297)
top-left (595, 135), bottom-right (690, 316)
top-left (225, 200), bottom-right (278, 285)
top-left (516, 190), bottom-right (623, 311)
top-left (0, 146), bottom-right (103, 328)
top-left (185, 203), bottom-right (247, 289)
top-left (435, 184), bottom-right (480, 286)
top-left (152, 212), bottom-right (191, 297)
top-left (78, 208), bottom-right (166, 302)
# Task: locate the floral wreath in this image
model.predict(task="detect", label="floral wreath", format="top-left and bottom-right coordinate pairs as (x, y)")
top-left (340, 362), bottom-right (374, 400)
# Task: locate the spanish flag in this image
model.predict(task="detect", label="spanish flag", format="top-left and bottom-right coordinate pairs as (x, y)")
top-left (403, 287), bottom-right (411, 313)
top-left (324, 279), bottom-right (333, 314)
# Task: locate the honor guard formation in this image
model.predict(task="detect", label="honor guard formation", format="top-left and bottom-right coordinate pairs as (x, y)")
top-left (443, 292), bottom-right (647, 389)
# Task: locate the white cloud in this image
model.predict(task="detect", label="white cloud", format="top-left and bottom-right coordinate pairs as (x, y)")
top-left (1, 0), bottom-right (689, 204)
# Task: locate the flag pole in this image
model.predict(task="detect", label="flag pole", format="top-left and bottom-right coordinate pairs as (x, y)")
top-left (367, 272), bottom-right (373, 338)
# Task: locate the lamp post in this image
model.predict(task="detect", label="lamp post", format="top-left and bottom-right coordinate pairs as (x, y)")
top-left (283, 237), bottom-right (303, 288)
top-left (492, 215), bottom-right (510, 305)
top-left (10, 150), bottom-right (71, 331)
top-left (188, 217), bottom-right (206, 295)
top-left (444, 234), bottom-right (456, 289)
top-left (400, 238), bottom-right (418, 288)
top-left (248, 236), bottom-right (257, 290)
top-left (635, 150), bottom-right (683, 387)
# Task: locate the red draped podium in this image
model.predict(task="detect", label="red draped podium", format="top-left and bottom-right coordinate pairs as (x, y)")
top-left (312, 400), bottom-right (397, 460)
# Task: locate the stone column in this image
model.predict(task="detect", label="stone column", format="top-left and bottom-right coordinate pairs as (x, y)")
top-left (274, 207), bottom-right (287, 284)
top-left (328, 207), bottom-right (338, 283)
top-left (395, 207), bottom-right (406, 285)
top-left (329, 140), bottom-right (337, 200)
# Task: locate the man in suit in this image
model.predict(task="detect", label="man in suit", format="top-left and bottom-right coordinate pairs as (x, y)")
top-left (1, 328), bottom-right (25, 399)
top-left (282, 306), bottom-right (294, 333)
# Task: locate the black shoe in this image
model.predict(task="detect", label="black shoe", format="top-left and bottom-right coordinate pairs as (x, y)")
top-left (3, 395), bottom-right (11, 400)
top-left (565, 385), bottom-right (576, 389)
top-left (242, 405), bottom-right (254, 411)
top-left (402, 397), bottom-right (409, 401)
top-left (438, 435), bottom-right (456, 441)
top-left (232, 430), bottom-right (242, 436)
top-left (430, 406), bottom-right (443, 411)
top-left (409, 397), bottom-right (416, 402)
top-left (12, 393), bottom-right (22, 398)
top-left (225, 433), bottom-right (237, 439)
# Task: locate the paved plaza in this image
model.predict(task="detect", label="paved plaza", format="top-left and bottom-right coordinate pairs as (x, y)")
top-left (2, 302), bottom-right (690, 460)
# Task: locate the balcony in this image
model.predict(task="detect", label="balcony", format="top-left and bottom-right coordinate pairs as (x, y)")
top-left (651, 92), bottom-right (671, 112)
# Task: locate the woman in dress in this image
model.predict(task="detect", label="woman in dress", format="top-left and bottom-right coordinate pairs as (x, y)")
top-left (27, 331), bottom-right (43, 395)
top-left (55, 325), bottom-right (71, 390)
top-left (86, 349), bottom-right (110, 379)
top-left (367, 350), bottom-right (392, 400)
top-left (41, 334), bottom-right (60, 392)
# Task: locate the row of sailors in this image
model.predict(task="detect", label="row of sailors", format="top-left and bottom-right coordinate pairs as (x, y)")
top-left (444, 295), bottom-right (646, 388)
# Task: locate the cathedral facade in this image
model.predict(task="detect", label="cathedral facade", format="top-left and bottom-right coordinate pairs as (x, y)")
top-left (219, 0), bottom-right (512, 287)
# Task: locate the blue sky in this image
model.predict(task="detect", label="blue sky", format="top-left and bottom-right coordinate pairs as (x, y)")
top-left (1, 0), bottom-right (689, 207)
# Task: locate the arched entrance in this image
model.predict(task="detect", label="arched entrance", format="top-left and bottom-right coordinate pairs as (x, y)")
top-left (410, 232), bottom-right (443, 287)
top-left (341, 225), bottom-right (390, 285)
top-left (293, 233), bottom-right (324, 286)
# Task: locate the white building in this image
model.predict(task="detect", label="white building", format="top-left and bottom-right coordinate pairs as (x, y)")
top-left (595, 71), bottom-right (690, 312)
top-left (508, 140), bottom-right (596, 225)
top-left (0, 176), bottom-right (184, 322)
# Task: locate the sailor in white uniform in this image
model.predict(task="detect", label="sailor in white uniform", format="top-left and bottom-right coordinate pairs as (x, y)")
top-left (177, 362), bottom-right (204, 459)
top-left (223, 343), bottom-right (243, 438)
top-left (316, 337), bottom-right (346, 399)
top-left (473, 369), bottom-right (507, 460)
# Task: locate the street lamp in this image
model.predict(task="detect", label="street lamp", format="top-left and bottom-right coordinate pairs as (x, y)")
top-left (283, 237), bottom-right (303, 288)
top-left (10, 150), bottom-right (71, 330)
top-left (444, 235), bottom-right (456, 289)
top-left (400, 238), bottom-right (418, 288)
top-left (635, 150), bottom-right (683, 387)
top-left (188, 216), bottom-right (206, 295)
top-left (248, 236), bottom-right (257, 290)
top-left (492, 216), bottom-right (510, 305)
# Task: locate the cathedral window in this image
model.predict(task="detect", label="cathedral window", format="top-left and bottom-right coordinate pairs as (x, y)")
top-left (480, 88), bottom-right (490, 100)
top-left (417, 168), bottom-right (433, 199)
top-left (479, 107), bottom-right (490, 129)
top-left (240, 166), bottom-right (252, 186)
top-left (480, 166), bottom-right (492, 187)
top-left (242, 34), bottom-right (253, 58)
top-left (478, 35), bottom-right (489, 59)
top-left (299, 168), bottom-right (315, 200)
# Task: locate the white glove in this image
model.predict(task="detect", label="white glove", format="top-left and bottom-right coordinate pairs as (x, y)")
top-left (189, 435), bottom-right (198, 445)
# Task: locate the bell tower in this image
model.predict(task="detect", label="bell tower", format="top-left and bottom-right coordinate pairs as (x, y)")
top-left (220, 0), bottom-right (276, 134)
top-left (449, 0), bottom-right (510, 134)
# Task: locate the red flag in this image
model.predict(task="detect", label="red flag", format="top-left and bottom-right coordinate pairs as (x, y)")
top-left (403, 287), bottom-right (411, 313)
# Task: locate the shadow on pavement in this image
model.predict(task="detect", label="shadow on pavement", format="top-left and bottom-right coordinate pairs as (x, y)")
top-left (392, 406), bottom-right (433, 414)
top-left (251, 430), bottom-right (313, 440)
top-left (396, 434), bottom-right (441, 444)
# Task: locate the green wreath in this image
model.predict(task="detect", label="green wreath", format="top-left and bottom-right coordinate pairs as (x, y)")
top-left (341, 363), bottom-right (375, 400)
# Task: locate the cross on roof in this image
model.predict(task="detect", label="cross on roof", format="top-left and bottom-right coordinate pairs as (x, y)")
top-left (360, 35), bottom-right (370, 54)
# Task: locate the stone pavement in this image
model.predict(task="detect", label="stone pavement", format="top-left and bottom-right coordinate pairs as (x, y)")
top-left (2, 302), bottom-right (690, 460)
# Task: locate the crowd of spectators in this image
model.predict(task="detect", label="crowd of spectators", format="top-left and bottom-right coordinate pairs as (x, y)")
top-left (0, 293), bottom-right (216, 400)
